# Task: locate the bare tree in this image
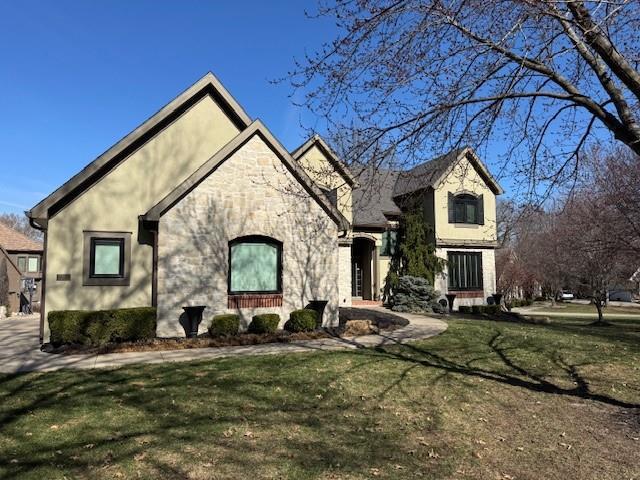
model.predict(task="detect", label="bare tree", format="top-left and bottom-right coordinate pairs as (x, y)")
top-left (0, 213), bottom-right (43, 241)
top-left (292, 0), bottom-right (640, 198)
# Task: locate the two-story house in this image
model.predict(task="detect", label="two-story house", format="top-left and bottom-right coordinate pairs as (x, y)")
top-left (295, 141), bottom-right (503, 308)
top-left (28, 72), bottom-right (501, 342)
top-left (0, 222), bottom-right (43, 313)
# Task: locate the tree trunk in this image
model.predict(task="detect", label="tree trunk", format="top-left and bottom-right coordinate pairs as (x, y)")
top-left (592, 293), bottom-right (609, 326)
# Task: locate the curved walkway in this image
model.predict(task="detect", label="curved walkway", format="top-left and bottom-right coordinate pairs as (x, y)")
top-left (0, 308), bottom-right (447, 373)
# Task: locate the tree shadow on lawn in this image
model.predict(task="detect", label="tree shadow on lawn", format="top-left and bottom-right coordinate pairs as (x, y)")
top-left (537, 317), bottom-right (640, 351)
top-left (0, 353), bottom-right (457, 479)
top-left (357, 325), bottom-right (640, 411)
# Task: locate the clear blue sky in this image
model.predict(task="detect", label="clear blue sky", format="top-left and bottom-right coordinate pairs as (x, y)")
top-left (0, 1), bottom-right (338, 214)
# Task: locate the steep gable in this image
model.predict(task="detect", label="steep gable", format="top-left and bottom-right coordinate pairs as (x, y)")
top-left (28, 72), bottom-right (251, 224)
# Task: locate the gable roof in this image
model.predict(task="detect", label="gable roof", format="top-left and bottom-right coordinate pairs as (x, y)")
top-left (27, 72), bottom-right (252, 224)
top-left (142, 120), bottom-right (350, 231)
top-left (291, 135), bottom-right (358, 187)
top-left (352, 168), bottom-right (402, 227)
top-left (0, 222), bottom-right (43, 252)
top-left (352, 146), bottom-right (503, 228)
top-left (393, 147), bottom-right (503, 197)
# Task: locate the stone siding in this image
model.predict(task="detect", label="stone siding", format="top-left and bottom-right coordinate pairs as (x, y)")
top-left (338, 244), bottom-right (352, 307)
top-left (157, 135), bottom-right (339, 337)
top-left (435, 247), bottom-right (496, 309)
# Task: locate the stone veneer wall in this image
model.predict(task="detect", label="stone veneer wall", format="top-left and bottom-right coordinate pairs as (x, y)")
top-left (156, 135), bottom-right (340, 337)
top-left (338, 244), bottom-right (352, 307)
top-left (434, 247), bottom-right (496, 309)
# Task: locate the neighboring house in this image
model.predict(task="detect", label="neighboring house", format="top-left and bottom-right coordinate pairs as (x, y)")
top-left (0, 222), bottom-right (43, 313)
top-left (0, 245), bottom-right (22, 315)
top-left (295, 143), bottom-right (503, 308)
top-left (28, 72), bottom-right (501, 342)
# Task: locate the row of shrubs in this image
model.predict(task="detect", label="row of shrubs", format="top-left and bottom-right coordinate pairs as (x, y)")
top-left (49, 307), bottom-right (157, 347)
top-left (508, 298), bottom-right (534, 308)
top-left (458, 304), bottom-right (502, 315)
top-left (209, 309), bottom-right (318, 337)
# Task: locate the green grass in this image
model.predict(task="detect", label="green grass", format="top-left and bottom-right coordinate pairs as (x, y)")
top-left (528, 302), bottom-right (640, 315)
top-left (1, 317), bottom-right (639, 479)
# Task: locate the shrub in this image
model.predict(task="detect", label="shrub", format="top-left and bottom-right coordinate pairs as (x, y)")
top-left (285, 309), bottom-right (318, 332)
top-left (471, 305), bottom-right (483, 314)
top-left (458, 305), bottom-right (472, 314)
top-left (484, 304), bottom-right (501, 315)
top-left (49, 307), bottom-right (156, 347)
top-left (248, 313), bottom-right (280, 334)
top-left (208, 314), bottom-right (240, 337)
top-left (390, 276), bottom-right (440, 313)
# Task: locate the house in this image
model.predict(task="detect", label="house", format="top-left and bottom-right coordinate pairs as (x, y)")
top-left (27, 72), bottom-right (501, 342)
top-left (0, 222), bottom-right (43, 313)
top-left (294, 141), bottom-right (503, 308)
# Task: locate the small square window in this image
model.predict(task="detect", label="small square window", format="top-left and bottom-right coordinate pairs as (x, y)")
top-left (91, 239), bottom-right (124, 277)
top-left (83, 231), bottom-right (131, 286)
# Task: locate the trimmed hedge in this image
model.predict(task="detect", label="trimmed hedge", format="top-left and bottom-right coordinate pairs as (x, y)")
top-left (248, 314), bottom-right (280, 334)
top-left (49, 307), bottom-right (156, 347)
top-left (458, 304), bottom-right (502, 315)
top-left (284, 309), bottom-right (318, 332)
top-left (208, 314), bottom-right (240, 337)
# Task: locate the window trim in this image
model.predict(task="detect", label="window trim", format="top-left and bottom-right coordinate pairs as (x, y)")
top-left (83, 231), bottom-right (131, 286)
top-left (228, 235), bottom-right (283, 295)
top-left (452, 194), bottom-right (479, 224)
top-left (447, 251), bottom-right (483, 291)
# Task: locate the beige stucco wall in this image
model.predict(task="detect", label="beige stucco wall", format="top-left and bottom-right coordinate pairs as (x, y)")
top-left (156, 134), bottom-right (339, 337)
top-left (43, 94), bottom-right (241, 338)
top-left (296, 144), bottom-right (353, 224)
top-left (433, 155), bottom-right (497, 243)
top-left (434, 247), bottom-right (496, 308)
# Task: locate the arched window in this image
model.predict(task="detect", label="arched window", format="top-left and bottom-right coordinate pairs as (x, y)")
top-left (228, 236), bottom-right (282, 294)
top-left (448, 193), bottom-right (484, 225)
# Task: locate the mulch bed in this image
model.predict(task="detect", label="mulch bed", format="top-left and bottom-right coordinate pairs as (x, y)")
top-left (45, 330), bottom-right (332, 355)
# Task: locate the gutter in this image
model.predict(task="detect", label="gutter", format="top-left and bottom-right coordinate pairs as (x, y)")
top-left (25, 211), bottom-right (48, 344)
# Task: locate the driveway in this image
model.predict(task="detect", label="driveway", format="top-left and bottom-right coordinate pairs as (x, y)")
top-left (0, 308), bottom-right (447, 373)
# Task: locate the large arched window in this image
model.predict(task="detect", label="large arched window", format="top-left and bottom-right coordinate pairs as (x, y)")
top-left (448, 192), bottom-right (484, 225)
top-left (228, 236), bottom-right (282, 294)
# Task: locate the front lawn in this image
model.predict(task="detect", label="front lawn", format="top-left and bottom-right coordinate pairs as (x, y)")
top-left (1, 317), bottom-right (638, 479)
top-left (527, 302), bottom-right (640, 316)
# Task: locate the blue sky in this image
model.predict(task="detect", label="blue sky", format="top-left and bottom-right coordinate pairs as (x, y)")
top-left (0, 1), bottom-right (338, 214)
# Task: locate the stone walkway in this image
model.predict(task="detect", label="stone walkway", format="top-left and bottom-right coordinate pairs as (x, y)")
top-left (0, 309), bottom-right (447, 373)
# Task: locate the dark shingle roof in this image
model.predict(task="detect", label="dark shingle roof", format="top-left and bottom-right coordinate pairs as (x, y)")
top-left (352, 147), bottom-right (502, 228)
top-left (352, 168), bottom-right (402, 227)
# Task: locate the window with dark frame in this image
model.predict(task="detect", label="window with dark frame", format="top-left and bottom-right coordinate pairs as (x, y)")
top-left (380, 230), bottom-right (397, 257)
top-left (448, 251), bottom-right (483, 290)
top-left (90, 238), bottom-right (125, 278)
top-left (228, 236), bottom-right (282, 295)
top-left (453, 194), bottom-right (479, 224)
top-left (82, 231), bottom-right (131, 286)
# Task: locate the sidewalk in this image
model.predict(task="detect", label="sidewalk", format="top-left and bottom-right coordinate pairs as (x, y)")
top-left (0, 308), bottom-right (447, 373)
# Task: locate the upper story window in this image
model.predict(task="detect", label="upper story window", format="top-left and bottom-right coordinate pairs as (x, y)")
top-left (17, 255), bottom-right (40, 273)
top-left (83, 231), bottom-right (131, 286)
top-left (229, 236), bottom-right (282, 294)
top-left (380, 230), bottom-right (398, 257)
top-left (448, 192), bottom-right (484, 225)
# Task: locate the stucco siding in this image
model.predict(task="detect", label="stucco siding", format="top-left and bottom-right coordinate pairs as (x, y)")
top-left (433, 156), bottom-right (497, 243)
top-left (338, 244), bottom-right (352, 307)
top-left (43, 94), bottom-right (241, 338)
top-left (297, 145), bottom-right (353, 224)
top-left (156, 134), bottom-right (339, 337)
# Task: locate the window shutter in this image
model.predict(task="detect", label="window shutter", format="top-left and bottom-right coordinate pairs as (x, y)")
top-left (477, 194), bottom-right (484, 225)
top-left (448, 192), bottom-right (454, 223)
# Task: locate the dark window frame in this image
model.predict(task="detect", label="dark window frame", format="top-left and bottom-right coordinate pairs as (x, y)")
top-left (90, 238), bottom-right (125, 279)
top-left (228, 235), bottom-right (283, 295)
top-left (447, 251), bottom-right (483, 291)
top-left (452, 194), bottom-right (479, 224)
top-left (380, 230), bottom-right (398, 257)
top-left (82, 231), bottom-right (131, 286)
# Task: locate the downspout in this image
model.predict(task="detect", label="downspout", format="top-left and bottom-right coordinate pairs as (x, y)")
top-left (28, 216), bottom-right (47, 344)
